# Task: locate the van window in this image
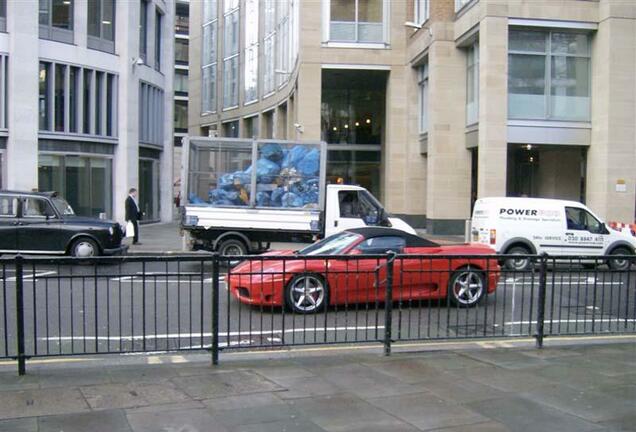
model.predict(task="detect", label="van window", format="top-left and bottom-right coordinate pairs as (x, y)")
top-left (565, 207), bottom-right (602, 233)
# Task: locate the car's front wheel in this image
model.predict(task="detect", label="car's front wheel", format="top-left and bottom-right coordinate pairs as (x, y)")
top-left (285, 274), bottom-right (328, 314)
top-left (71, 238), bottom-right (100, 258)
top-left (449, 268), bottom-right (486, 308)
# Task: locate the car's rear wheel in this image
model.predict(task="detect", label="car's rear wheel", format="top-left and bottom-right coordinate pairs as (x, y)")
top-left (449, 268), bottom-right (486, 308)
top-left (504, 245), bottom-right (532, 271)
top-left (285, 273), bottom-right (328, 314)
top-left (71, 238), bottom-right (100, 258)
top-left (608, 247), bottom-right (633, 271)
top-left (218, 238), bottom-right (248, 256)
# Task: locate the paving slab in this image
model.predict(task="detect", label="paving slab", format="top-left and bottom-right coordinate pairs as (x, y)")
top-left (0, 387), bottom-right (90, 419)
top-left (367, 392), bottom-right (489, 431)
top-left (466, 396), bottom-right (604, 432)
top-left (213, 403), bottom-right (301, 428)
top-left (38, 409), bottom-right (132, 432)
top-left (80, 382), bottom-right (190, 410)
top-left (203, 392), bottom-right (285, 411)
top-left (171, 369), bottom-right (284, 399)
top-left (231, 419), bottom-right (327, 432)
top-left (126, 407), bottom-right (228, 432)
top-left (0, 417), bottom-right (38, 432)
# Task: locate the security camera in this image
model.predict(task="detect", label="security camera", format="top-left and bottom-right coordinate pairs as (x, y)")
top-left (294, 123), bottom-right (304, 134)
top-left (136, 57), bottom-right (145, 66)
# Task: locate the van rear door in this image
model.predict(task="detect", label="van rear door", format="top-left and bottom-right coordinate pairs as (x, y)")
top-left (562, 206), bottom-right (606, 257)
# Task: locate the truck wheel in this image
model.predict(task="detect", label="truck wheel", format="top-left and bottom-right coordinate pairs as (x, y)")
top-left (608, 247), bottom-right (633, 271)
top-left (218, 239), bottom-right (247, 256)
top-left (504, 246), bottom-right (532, 271)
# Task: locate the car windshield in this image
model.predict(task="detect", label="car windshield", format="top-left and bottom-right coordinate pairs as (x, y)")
top-left (297, 232), bottom-right (361, 256)
top-left (51, 197), bottom-right (75, 216)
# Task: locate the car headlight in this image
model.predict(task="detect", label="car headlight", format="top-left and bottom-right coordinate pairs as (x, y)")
top-left (109, 226), bottom-right (115, 236)
top-left (185, 215), bottom-right (199, 226)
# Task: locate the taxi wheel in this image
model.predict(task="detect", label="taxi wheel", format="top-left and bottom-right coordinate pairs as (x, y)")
top-left (285, 274), bottom-right (328, 314)
top-left (71, 238), bottom-right (100, 258)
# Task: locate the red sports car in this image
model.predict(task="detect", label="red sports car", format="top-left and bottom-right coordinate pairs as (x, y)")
top-left (228, 227), bottom-right (500, 314)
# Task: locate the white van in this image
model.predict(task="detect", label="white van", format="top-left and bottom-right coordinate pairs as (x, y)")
top-left (471, 197), bottom-right (636, 270)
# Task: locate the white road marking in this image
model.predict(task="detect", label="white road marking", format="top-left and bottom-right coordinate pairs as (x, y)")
top-left (505, 319), bottom-right (636, 325)
top-left (3, 271), bottom-right (58, 282)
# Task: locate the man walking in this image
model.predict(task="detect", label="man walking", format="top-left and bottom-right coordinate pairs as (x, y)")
top-left (125, 188), bottom-right (142, 244)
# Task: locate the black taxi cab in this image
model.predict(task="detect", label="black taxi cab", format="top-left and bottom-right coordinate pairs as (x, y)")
top-left (0, 191), bottom-right (127, 257)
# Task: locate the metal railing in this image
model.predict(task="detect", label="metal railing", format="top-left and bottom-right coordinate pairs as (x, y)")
top-left (0, 253), bottom-right (634, 374)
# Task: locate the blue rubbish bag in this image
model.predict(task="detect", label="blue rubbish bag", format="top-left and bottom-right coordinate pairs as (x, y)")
top-left (256, 191), bottom-right (271, 207)
top-left (281, 145), bottom-right (309, 170)
top-left (297, 149), bottom-right (320, 176)
top-left (270, 187), bottom-right (285, 206)
top-left (260, 143), bottom-right (284, 162)
top-left (232, 171), bottom-right (251, 186)
top-left (188, 193), bottom-right (206, 204)
top-left (281, 192), bottom-right (303, 208)
top-left (255, 158), bottom-right (281, 184)
top-left (218, 173), bottom-right (235, 190)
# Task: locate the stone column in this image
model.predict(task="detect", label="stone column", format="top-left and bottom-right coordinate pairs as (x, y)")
top-left (477, 15), bottom-right (508, 198)
top-left (425, 28), bottom-right (471, 234)
top-left (6, 0), bottom-right (38, 191)
top-left (587, 7), bottom-right (636, 222)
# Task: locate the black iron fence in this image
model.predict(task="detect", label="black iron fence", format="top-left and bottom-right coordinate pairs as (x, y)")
top-left (0, 253), bottom-right (635, 374)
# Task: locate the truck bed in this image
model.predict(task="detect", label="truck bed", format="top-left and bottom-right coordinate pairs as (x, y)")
top-left (184, 205), bottom-right (321, 233)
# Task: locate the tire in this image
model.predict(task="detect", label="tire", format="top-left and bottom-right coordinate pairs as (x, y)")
top-left (607, 247), bottom-right (633, 271)
top-left (285, 273), bottom-right (328, 314)
top-left (448, 268), bottom-right (486, 308)
top-left (70, 238), bottom-right (100, 258)
top-left (218, 238), bottom-right (248, 256)
top-left (504, 245), bottom-right (532, 271)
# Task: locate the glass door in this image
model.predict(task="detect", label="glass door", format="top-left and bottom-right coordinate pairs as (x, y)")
top-left (139, 158), bottom-right (160, 222)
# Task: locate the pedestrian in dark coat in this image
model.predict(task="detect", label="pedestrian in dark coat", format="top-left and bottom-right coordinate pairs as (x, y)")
top-left (125, 188), bottom-right (142, 244)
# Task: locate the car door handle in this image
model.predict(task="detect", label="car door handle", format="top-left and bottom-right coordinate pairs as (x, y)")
top-left (334, 220), bottom-right (338, 227)
top-left (12, 221), bottom-right (20, 226)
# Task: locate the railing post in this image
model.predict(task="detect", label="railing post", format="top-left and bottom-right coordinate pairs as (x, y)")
top-left (211, 254), bottom-right (220, 365)
top-left (535, 253), bottom-right (548, 349)
top-left (384, 252), bottom-right (396, 356)
top-left (15, 255), bottom-right (26, 375)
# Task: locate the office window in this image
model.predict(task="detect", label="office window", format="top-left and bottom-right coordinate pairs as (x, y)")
top-left (202, 0), bottom-right (218, 113)
top-left (39, 63), bottom-right (50, 131)
top-left (174, 100), bottom-right (188, 131)
top-left (418, 64), bottom-right (428, 133)
top-left (509, 29), bottom-right (590, 121)
top-left (466, 42), bottom-right (479, 125)
top-left (175, 1), bottom-right (189, 35)
top-left (455, 0), bottom-right (472, 11)
top-left (329, 0), bottom-right (385, 43)
top-left (415, 0), bottom-right (429, 24)
top-left (244, 0), bottom-right (258, 104)
top-left (39, 0), bottom-right (74, 43)
top-left (263, 0), bottom-right (276, 95)
top-left (87, 0), bottom-right (115, 53)
top-left (155, 8), bottom-right (163, 71)
top-left (222, 0), bottom-right (239, 108)
top-left (0, 0), bottom-right (6, 32)
top-left (175, 38), bottom-right (188, 64)
top-left (139, 0), bottom-right (148, 61)
top-left (175, 69), bottom-right (188, 94)
top-left (139, 82), bottom-right (164, 145)
top-left (39, 61), bottom-right (117, 137)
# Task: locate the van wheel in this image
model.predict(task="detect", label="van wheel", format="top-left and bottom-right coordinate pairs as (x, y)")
top-left (608, 247), bottom-right (633, 271)
top-left (218, 238), bottom-right (248, 256)
top-left (504, 246), bottom-right (532, 271)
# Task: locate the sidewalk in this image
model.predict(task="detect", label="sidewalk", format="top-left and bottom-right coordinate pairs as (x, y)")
top-left (127, 222), bottom-right (465, 254)
top-left (0, 340), bottom-right (634, 431)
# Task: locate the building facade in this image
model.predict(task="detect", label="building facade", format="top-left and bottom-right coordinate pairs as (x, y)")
top-left (173, 0), bottom-right (188, 204)
top-left (189, 0), bottom-right (636, 234)
top-left (0, 0), bottom-right (174, 224)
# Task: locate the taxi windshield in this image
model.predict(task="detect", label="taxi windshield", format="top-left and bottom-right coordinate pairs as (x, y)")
top-left (51, 197), bottom-right (75, 216)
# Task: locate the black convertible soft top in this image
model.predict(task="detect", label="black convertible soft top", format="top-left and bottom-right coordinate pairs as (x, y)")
top-left (345, 227), bottom-right (439, 248)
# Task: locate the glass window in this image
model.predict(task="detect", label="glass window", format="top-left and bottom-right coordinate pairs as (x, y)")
top-left (222, 0), bottom-right (239, 109)
top-left (83, 69), bottom-right (92, 133)
top-left (355, 236), bottom-right (406, 253)
top-left (174, 100), bottom-right (188, 131)
top-left (329, 0), bottom-right (385, 43)
top-left (175, 38), bottom-right (189, 64)
top-left (202, 65), bottom-right (216, 113)
top-left (297, 232), bottom-right (361, 256)
top-left (175, 69), bottom-right (188, 93)
top-left (466, 43), bottom-right (479, 125)
top-left (39, 63), bottom-right (50, 131)
top-left (69, 67), bottom-right (79, 133)
top-left (203, 0), bottom-right (217, 23)
top-left (418, 64), bottom-right (428, 133)
top-left (202, 0), bottom-right (218, 113)
top-left (139, 82), bottom-right (164, 145)
top-left (95, 72), bottom-right (103, 135)
top-left (54, 64), bottom-right (66, 132)
top-left (508, 29), bottom-right (590, 121)
top-left (88, 0), bottom-right (115, 48)
top-left (155, 8), bottom-right (162, 71)
top-left (22, 198), bottom-right (54, 218)
top-left (327, 150), bottom-right (381, 197)
top-left (244, 0), bottom-right (258, 104)
top-left (39, 0), bottom-right (74, 33)
top-left (175, 2), bottom-right (189, 34)
top-left (415, 0), bottom-right (429, 24)
top-left (106, 74), bottom-right (115, 136)
top-left (0, 196), bottom-right (17, 217)
top-left (139, 0), bottom-right (148, 61)
top-left (566, 207), bottom-right (601, 233)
